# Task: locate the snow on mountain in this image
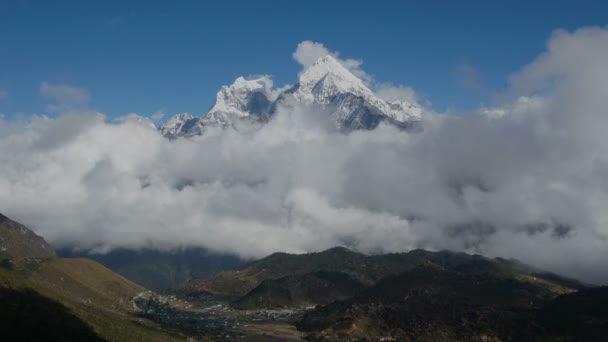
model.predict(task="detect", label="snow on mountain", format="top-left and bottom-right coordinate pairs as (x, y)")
top-left (159, 113), bottom-right (199, 139)
top-left (208, 77), bottom-right (273, 118)
top-left (295, 55), bottom-right (373, 102)
top-left (160, 77), bottom-right (274, 138)
top-left (160, 55), bottom-right (422, 138)
top-left (283, 54), bottom-right (421, 130)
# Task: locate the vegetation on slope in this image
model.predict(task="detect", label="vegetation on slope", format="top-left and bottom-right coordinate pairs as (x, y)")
top-left (297, 263), bottom-right (608, 341)
top-left (538, 286), bottom-right (608, 341)
top-left (0, 213), bottom-right (55, 259)
top-left (0, 258), bottom-right (182, 341)
top-left (0, 287), bottom-right (104, 341)
top-left (176, 247), bottom-right (583, 304)
top-left (233, 271), bottom-right (367, 310)
top-left (297, 262), bottom-right (557, 341)
top-left (0, 212), bottom-right (182, 342)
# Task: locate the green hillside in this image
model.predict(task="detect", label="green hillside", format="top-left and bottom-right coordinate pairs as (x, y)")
top-left (176, 247), bottom-right (583, 302)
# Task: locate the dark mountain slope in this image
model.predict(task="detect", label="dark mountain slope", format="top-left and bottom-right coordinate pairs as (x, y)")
top-left (538, 286), bottom-right (608, 341)
top-left (0, 287), bottom-right (104, 342)
top-left (297, 262), bottom-right (554, 341)
top-left (176, 247), bottom-right (583, 301)
top-left (177, 247), bottom-right (371, 297)
top-left (233, 271), bottom-right (367, 310)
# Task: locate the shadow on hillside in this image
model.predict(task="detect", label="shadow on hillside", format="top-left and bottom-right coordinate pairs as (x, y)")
top-left (0, 287), bottom-right (105, 341)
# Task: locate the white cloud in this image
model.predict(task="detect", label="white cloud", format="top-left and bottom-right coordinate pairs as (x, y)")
top-left (375, 83), bottom-right (420, 105)
top-left (1, 28), bottom-right (608, 284)
top-left (293, 41), bottom-right (331, 69)
top-left (40, 82), bottom-right (91, 113)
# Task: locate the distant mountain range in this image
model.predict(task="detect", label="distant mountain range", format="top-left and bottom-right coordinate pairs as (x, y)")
top-left (58, 247), bottom-right (243, 292)
top-left (175, 247), bottom-right (587, 302)
top-left (159, 55), bottom-right (422, 138)
top-left (174, 246), bottom-right (607, 341)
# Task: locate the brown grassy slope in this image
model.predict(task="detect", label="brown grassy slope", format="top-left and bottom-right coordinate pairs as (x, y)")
top-left (0, 213), bottom-right (55, 259)
top-left (1, 258), bottom-right (183, 342)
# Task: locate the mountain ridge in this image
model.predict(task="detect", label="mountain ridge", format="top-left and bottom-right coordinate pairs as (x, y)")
top-left (173, 247), bottom-right (585, 309)
top-left (159, 55), bottom-right (422, 137)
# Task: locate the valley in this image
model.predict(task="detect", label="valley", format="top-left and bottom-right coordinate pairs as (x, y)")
top-left (2, 212), bottom-right (607, 341)
top-left (133, 292), bottom-right (308, 341)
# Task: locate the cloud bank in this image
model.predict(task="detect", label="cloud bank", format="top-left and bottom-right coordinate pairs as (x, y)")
top-left (2, 27), bottom-right (608, 284)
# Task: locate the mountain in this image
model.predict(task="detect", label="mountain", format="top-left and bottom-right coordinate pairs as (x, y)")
top-left (174, 247), bottom-right (584, 310)
top-left (58, 247), bottom-right (244, 291)
top-left (158, 112), bottom-right (199, 139)
top-left (159, 76), bottom-right (274, 138)
top-left (160, 55), bottom-right (422, 138)
top-left (297, 263), bottom-right (553, 341)
top-left (297, 265), bottom-right (608, 341)
top-left (538, 286), bottom-right (608, 341)
top-left (0, 213), bottom-right (181, 341)
top-left (203, 76), bottom-right (273, 126)
top-left (233, 271), bottom-right (367, 310)
top-left (174, 247), bottom-right (372, 297)
top-left (0, 213), bottom-right (55, 260)
top-left (282, 55), bottom-right (421, 131)
top-left (0, 286), bottom-right (104, 342)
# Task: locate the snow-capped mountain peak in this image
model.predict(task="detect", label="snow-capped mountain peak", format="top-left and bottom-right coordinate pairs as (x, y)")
top-left (286, 55), bottom-right (421, 129)
top-left (203, 76), bottom-right (273, 126)
top-left (159, 113), bottom-right (197, 138)
top-left (296, 55), bottom-right (372, 100)
top-left (159, 55), bottom-right (423, 138)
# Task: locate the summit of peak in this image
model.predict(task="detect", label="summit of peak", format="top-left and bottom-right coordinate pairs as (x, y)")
top-left (297, 55), bottom-right (371, 99)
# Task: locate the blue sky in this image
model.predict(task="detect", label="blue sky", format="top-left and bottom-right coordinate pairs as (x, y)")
top-left (0, 0), bottom-right (606, 120)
